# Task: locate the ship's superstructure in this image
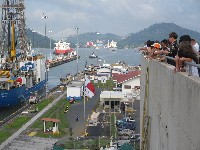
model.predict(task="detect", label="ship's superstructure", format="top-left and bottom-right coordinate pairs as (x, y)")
top-left (107, 40), bottom-right (117, 51)
top-left (54, 40), bottom-right (73, 55)
top-left (0, 0), bottom-right (47, 108)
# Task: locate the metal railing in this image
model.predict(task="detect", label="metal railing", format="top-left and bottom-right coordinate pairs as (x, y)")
top-left (164, 56), bottom-right (200, 76)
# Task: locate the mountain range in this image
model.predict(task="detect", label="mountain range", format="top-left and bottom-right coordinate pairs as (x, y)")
top-left (3, 22), bottom-right (200, 49)
top-left (120, 22), bottom-right (200, 48)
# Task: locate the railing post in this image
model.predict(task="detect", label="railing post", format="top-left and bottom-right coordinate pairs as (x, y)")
top-left (188, 65), bottom-right (192, 76)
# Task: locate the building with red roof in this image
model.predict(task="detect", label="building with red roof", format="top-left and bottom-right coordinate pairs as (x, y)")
top-left (100, 70), bottom-right (141, 111)
top-left (112, 70), bottom-right (141, 97)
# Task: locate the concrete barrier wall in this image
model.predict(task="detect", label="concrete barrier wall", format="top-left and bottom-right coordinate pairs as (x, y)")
top-left (140, 56), bottom-right (200, 150)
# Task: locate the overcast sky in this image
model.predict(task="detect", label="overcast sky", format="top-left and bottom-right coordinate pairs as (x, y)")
top-left (25, 0), bottom-right (200, 39)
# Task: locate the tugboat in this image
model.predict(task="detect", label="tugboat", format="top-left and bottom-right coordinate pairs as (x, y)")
top-left (0, 0), bottom-right (47, 109)
top-left (89, 52), bottom-right (98, 58)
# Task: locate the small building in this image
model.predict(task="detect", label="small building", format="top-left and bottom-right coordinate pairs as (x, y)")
top-left (41, 118), bottom-right (60, 134)
top-left (112, 70), bottom-right (140, 97)
top-left (100, 91), bottom-right (125, 110)
top-left (66, 80), bottom-right (84, 100)
top-left (99, 70), bottom-right (141, 110)
top-left (97, 66), bottom-right (111, 78)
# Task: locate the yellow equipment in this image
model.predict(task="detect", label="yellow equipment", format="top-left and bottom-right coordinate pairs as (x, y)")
top-left (10, 21), bottom-right (16, 61)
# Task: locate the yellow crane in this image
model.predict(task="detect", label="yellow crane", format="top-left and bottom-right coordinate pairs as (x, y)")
top-left (10, 21), bottom-right (16, 62)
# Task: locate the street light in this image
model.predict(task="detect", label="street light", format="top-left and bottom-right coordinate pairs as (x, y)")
top-left (32, 30), bottom-right (35, 48)
top-left (49, 30), bottom-right (53, 50)
top-left (96, 32), bottom-right (101, 65)
top-left (42, 13), bottom-right (48, 37)
top-left (109, 91), bottom-right (112, 137)
top-left (75, 27), bottom-right (79, 74)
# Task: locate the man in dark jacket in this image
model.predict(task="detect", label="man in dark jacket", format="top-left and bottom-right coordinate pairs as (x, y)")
top-left (167, 32), bottom-right (179, 66)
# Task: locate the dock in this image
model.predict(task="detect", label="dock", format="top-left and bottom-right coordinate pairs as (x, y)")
top-left (47, 56), bottom-right (80, 68)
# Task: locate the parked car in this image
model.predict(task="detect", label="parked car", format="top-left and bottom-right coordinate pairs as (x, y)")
top-left (118, 129), bottom-right (134, 136)
top-left (126, 121), bottom-right (136, 130)
top-left (116, 120), bottom-right (123, 126)
top-left (117, 117), bottom-right (136, 131)
top-left (116, 117), bottom-right (135, 126)
top-left (130, 133), bottom-right (140, 142)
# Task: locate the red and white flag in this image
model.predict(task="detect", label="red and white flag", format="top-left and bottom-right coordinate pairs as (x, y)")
top-left (85, 76), bottom-right (95, 98)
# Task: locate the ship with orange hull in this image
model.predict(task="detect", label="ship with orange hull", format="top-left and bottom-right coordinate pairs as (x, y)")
top-left (54, 40), bottom-right (74, 55)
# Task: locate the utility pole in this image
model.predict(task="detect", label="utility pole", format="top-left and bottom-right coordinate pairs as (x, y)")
top-left (75, 27), bottom-right (79, 74)
top-left (49, 30), bottom-right (53, 50)
top-left (32, 29), bottom-right (35, 48)
top-left (42, 13), bottom-right (48, 37)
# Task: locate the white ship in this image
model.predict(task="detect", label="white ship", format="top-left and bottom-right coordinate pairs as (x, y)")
top-left (107, 40), bottom-right (117, 51)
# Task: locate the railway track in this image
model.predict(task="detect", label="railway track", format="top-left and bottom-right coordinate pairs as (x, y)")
top-left (0, 72), bottom-right (77, 129)
top-left (0, 85), bottom-right (63, 128)
top-left (0, 103), bottom-right (31, 128)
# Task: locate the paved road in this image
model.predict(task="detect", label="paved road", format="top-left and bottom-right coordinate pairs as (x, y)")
top-left (86, 112), bottom-right (110, 138)
top-left (66, 88), bottom-right (102, 139)
top-left (66, 89), bottom-right (141, 140)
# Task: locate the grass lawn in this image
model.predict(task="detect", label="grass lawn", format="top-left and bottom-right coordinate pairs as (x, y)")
top-left (30, 98), bottom-right (70, 138)
top-left (111, 113), bottom-right (117, 138)
top-left (0, 116), bottom-right (31, 144)
top-left (0, 96), bottom-right (57, 144)
top-left (0, 130), bottom-right (12, 144)
top-left (35, 97), bottom-right (54, 111)
top-left (4, 116), bottom-right (31, 130)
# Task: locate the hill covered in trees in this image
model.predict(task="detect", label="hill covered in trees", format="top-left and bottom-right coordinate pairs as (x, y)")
top-left (119, 22), bottom-right (200, 48)
top-left (2, 22), bottom-right (200, 49)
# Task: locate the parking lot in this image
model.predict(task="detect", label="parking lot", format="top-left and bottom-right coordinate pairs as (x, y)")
top-left (85, 98), bottom-right (140, 143)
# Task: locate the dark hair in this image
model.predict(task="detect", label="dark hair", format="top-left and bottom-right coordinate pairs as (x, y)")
top-left (179, 35), bottom-right (191, 43)
top-left (161, 39), bottom-right (168, 45)
top-left (169, 32), bottom-right (178, 39)
top-left (178, 41), bottom-right (198, 63)
top-left (146, 40), bottom-right (154, 47)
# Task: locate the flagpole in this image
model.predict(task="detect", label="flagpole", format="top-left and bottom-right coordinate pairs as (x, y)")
top-left (83, 56), bottom-right (87, 142)
top-left (84, 74), bottom-right (86, 139)
top-left (83, 56), bottom-right (95, 142)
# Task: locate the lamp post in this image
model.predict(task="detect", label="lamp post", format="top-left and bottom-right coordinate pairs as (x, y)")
top-left (32, 30), bottom-right (35, 48)
top-left (49, 30), bottom-right (53, 50)
top-left (125, 103), bottom-right (127, 117)
top-left (110, 91), bottom-right (112, 137)
top-left (96, 32), bottom-right (101, 65)
top-left (75, 27), bottom-right (79, 74)
top-left (42, 13), bottom-right (48, 37)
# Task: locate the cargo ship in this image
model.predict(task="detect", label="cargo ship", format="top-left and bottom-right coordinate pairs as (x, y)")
top-left (54, 40), bottom-right (74, 55)
top-left (46, 39), bottom-right (79, 68)
top-left (0, 0), bottom-right (47, 109)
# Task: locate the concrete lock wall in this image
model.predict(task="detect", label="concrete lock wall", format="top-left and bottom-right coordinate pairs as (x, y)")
top-left (140, 56), bottom-right (200, 150)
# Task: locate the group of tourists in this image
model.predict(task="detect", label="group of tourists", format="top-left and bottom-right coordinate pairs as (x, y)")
top-left (139, 32), bottom-right (200, 77)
